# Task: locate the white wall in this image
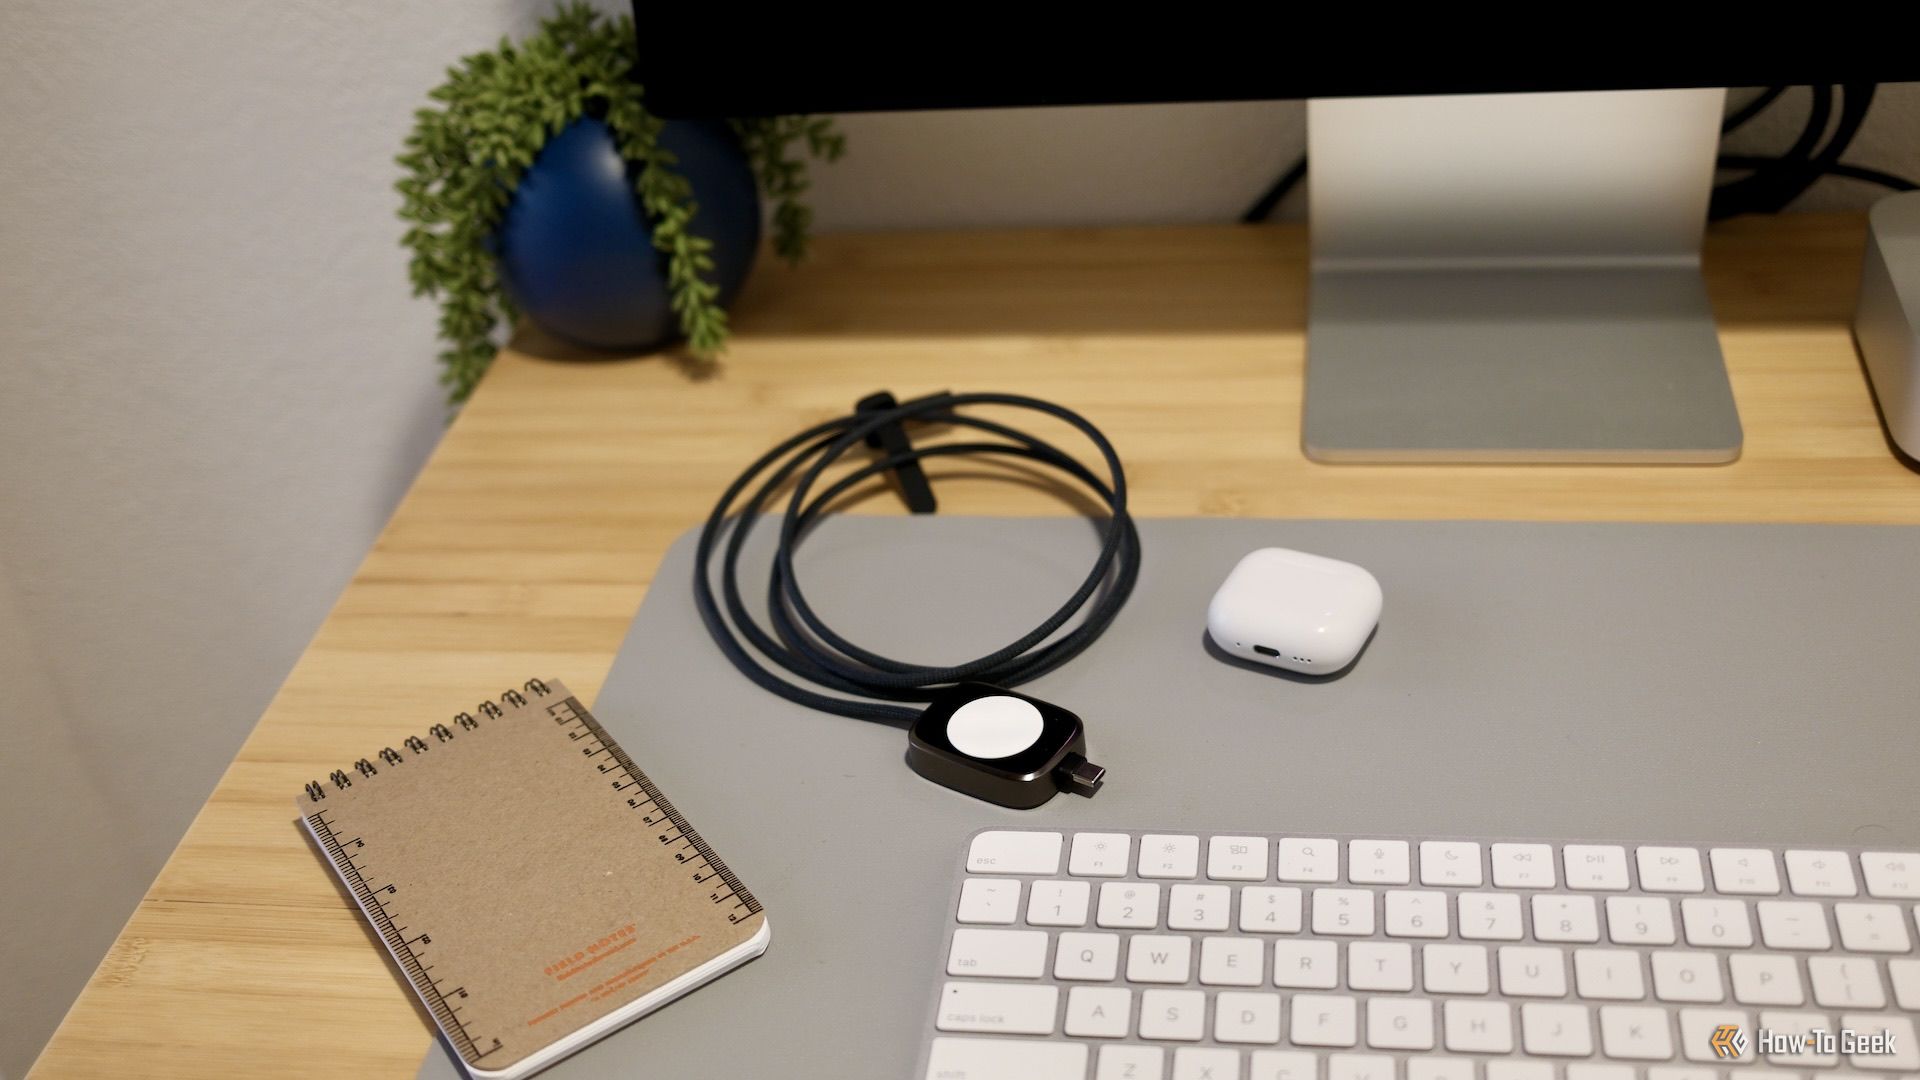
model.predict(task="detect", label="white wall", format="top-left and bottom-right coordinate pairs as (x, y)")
top-left (0, 10), bottom-right (1914, 1072)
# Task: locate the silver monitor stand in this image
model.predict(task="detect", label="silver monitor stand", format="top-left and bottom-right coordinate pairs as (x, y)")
top-left (1302, 88), bottom-right (1742, 463)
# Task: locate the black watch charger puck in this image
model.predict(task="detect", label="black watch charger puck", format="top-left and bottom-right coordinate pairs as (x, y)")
top-left (907, 683), bottom-right (1105, 809)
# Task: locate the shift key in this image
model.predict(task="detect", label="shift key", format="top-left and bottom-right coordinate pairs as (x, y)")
top-left (935, 981), bottom-right (1059, 1035)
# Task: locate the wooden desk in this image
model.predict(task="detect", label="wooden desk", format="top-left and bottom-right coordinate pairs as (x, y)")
top-left (30, 215), bottom-right (1917, 1078)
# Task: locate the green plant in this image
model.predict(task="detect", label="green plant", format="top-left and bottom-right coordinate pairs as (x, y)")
top-left (395, 4), bottom-right (844, 403)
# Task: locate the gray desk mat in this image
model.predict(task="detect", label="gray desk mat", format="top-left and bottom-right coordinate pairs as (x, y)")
top-left (422, 517), bottom-right (1920, 1080)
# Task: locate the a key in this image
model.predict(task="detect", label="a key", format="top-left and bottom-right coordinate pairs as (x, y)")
top-left (1651, 951), bottom-right (1724, 1002)
top-left (947, 928), bottom-right (1048, 978)
top-left (1238, 886), bottom-right (1303, 933)
top-left (1312, 888), bottom-right (1376, 935)
top-left (1097, 1045), bottom-right (1165, 1080)
top-left (1860, 851), bottom-right (1920, 899)
top-left (1097, 881), bottom-right (1162, 929)
top-left (1710, 848), bottom-right (1782, 895)
top-left (1573, 947), bottom-right (1646, 1000)
top-left (1127, 934), bottom-right (1193, 983)
top-left (1214, 990), bottom-right (1282, 1043)
top-left (1443, 1000), bottom-right (1514, 1053)
top-left (1273, 940), bottom-right (1340, 989)
top-left (1064, 986), bottom-right (1133, 1038)
top-left (1424, 943), bottom-right (1491, 994)
top-left (1175, 1047), bottom-right (1242, 1080)
top-left (1759, 1009), bottom-right (1835, 1067)
top-left (1420, 840), bottom-right (1484, 887)
top-left (1167, 883), bottom-right (1231, 931)
top-left (1605, 895), bottom-right (1677, 945)
top-left (1278, 838), bottom-right (1340, 882)
top-left (925, 1036), bottom-right (1086, 1079)
top-left (1250, 1050), bottom-right (1319, 1080)
top-left (1835, 901), bottom-right (1912, 952)
top-left (1138, 988), bottom-right (1206, 1040)
top-left (1678, 1007), bottom-right (1753, 1063)
top-left (1140, 834), bottom-right (1201, 878)
top-left (1208, 835), bottom-right (1270, 881)
top-left (935, 981), bottom-right (1059, 1034)
top-left (1329, 1053), bottom-right (1396, 1080)
top-left (1199, 936), bottom-right (1265, 986)
top-left (1680, 897), bottom-right (1754, 947)
top-left (1026, 879), bottom-right (1091, 927)
top-left (1728, 953), bottom-right (1804, 1005)
top-left (1521, 1002), bottom-right (1594, 1056)
top-left (1842, 1012), bottom-right (1919, 1070)
top-left (1458, 891), bottom-right (1525, 940)
top-left (1492, 843), bottom-right (1557, 888)
top-left (1757, 899), bottom-right (1832, 950)
top-left (1784, 849), bottom-right (1857, 896)
top-left (1348, 941), bottom-right (1415, 991)
top-left (1810, 955), bottom-right (1886, 1008)
top-left (1636, 846), bottom-right (1705, 893)
top-left (967, 830), bottom-right (1063, 875)
top-left (1385, 889), bottom-right (1449, 938)
top-left (1563, 845), bottom-right (1631, 890)
top-left (1349, 840), bottom-right (1411, 884)
top-left (1533, 894), bottom-right (1602, 942)
top-left (1291, 993), bottom-right (1359, 1047)
top-left (956, 878), bottom-right (1020, 924)
top-left (1498, 945), bottom-right (1568, 997)
top-left (1366, 998), bottom-right (1435, 1050)
top-left (1598, 1004), bottom-right (1674, 1059)
top-left (1070, 832), bottom-right (1133, 877)
top-left (1054, 931), bottom-right (1121, 981)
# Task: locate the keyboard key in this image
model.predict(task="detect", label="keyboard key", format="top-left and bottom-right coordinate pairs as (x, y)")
top-left (1139, 988), bottom-right (1206, 1040)
top-left (1424, 943), bottom-right (1491, 994)
top-left (1329, 1053), bottom-right (1395, 1080)
top-left (947, 928), bottom-right (1048, 978)
top-left (1891, 957), bottom-right (1920, 1009)
top-left (1312, 888), bottom-right (1375, 935)
top-left (1274, 940), bottom-right (1339, 989)
top-left (1385, 889), bottom-right (1449, 938)
top-left (1167, 884), bottom-right (1230, 931)
top-left (1054, 931), bottom-right (1121, 981)
top-left (1785, 849), bottom-right (1858, 896)
top-left (1810, 955), bottom-right (1886, 1008)
top-left (1239, 886), bottom-right (1303, 933)
top-left (1250, 1050), bottom-right (1319, 1080)
top-left (1200, 936), bottom-right (1264, 986)
top-left (1407, 1059), bottom-right (1476, 1080)
top-left (926, 1036), bottom-right (1086, 1079)
top-left (1366, 997), bottom-right (1435, 1050)
top-left (1127, 934), bottom-right (1193, 983)
top-left (1646, 1069), bottom-right (1714, 1080)
top-left (1492, 843), bottom-right (1557, 888)
top-left (1208, 835), bottom-right (1270, 881)
top-left (967, 830), bottom-right (1062, 875)
top-left (1598, 1003), bottom-right (1674, 1059)
top-left (1443, 1000), bottom-right (1514, 1052)
top-left (1097, 1045), bottom-right (1164, 1080)
top-left (1278, 838), bottom-right (1339, 882)
top-left (1678, 1007), bottom-right (1752, 1063)
top-left (1756, 899), bottom-right (1832, 950)
top-left (1175, 1047), bottom-right (1243, 1080)
top-left (1834, 901), bottom-right (1912, 952)
top-left (1499, 945), bottom-right (1568, 997)
top-left (1636, 846), bottom-right (1706, 892)
top-left (1521, 1002), bottom-right (1593, 1055)
top-left (1348, 941), bottom-right (1415, 991)
top-left (1097, 881), bottom-right (1161, 929)
top-left (1759, 1009), bottom-right (1835, 1067)
top-left (1026, 880), bottom-right (1090, 927)
top-left (1458, 891), bottom-right (1525, 940)
top-left (1486, 1061), bottom-right (1553, 1080)
top-left (1843, 1012), bottom-right (1918, 1070)
top-left (1573, 947), bottom-right (1646, 1000)
top-left (1606, 896), bottom-right (1677, 945)
top-left (935, 981), bottom-right (1058, 1034)
top-left (1651, 951), bottom-right (1724, 1002)
top-left (1214, 990), bottom-right (1282, 1043)
top-left (1140, 835), bottom-right (1201, 878)
top-left (1680, 897), bottom-right (1754, 947)
top-left (1710, 848), bottom-right (1782, 895)
top-left (1291, 993), bottom-right (1359, 1047)
top-left (1533, 894), bottom-right (1602, 942)
top-left (956, 878), bottom-right (1020, 924)
top-left (1728, 953), bottom-right (1803, 1005)
top-left (1420, 840), bottom-right (1484, 886)
top-left (1569, 1067), bottom-right (1637, 1080)
top-left (1064, 986), bottom-right (1132, 1038)
top-left (1349, 840), bottom-right (1411, 884)
top-left (1070, 832), bottom-right (1133, 877)
top-left (1564, 845), bottom-right (1631, 890)
top-left (1860, 851), bottom-right (1920, 898)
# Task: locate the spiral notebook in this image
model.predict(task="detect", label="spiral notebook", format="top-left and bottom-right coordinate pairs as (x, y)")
top-left (297, 679), bottom-right (769, 1080)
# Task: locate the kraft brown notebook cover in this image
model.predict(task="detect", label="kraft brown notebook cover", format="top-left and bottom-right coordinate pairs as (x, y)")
top-left (296, 679), bottom-right (769, 1079)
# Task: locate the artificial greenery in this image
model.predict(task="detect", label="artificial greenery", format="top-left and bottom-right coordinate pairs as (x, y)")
top-left (396, 4), bottom-right (844, 403)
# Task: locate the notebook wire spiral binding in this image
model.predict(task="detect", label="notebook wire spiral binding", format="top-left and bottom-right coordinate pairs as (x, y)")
top-left (302, 678), bottom-right (553, 803)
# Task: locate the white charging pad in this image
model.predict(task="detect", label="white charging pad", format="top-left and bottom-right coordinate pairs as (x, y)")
top-left (944, 695), bottom-right (1044, 759)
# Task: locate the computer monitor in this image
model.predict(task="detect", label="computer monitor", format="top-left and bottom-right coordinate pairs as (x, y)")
top-left (638, 57), bottom-right (1845, 463)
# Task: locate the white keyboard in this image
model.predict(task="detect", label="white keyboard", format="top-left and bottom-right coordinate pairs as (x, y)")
top-left (917, 829), bottom-right (1920, 1080)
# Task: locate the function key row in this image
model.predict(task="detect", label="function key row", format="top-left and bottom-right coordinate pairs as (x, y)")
top-left (965, 832), bottom-right (1920, 898)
